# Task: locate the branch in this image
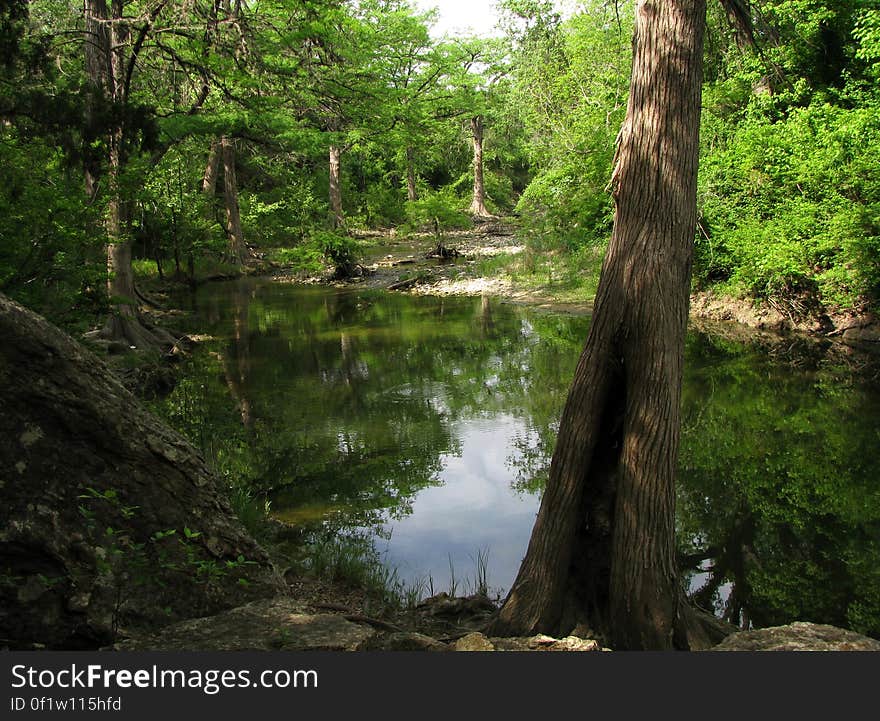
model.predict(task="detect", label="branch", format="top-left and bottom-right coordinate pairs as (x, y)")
top-left (123, 0), bottom-right (170, 104)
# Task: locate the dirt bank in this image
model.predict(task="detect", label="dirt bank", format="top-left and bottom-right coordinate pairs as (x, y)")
top-left (281, 228), bottom-right (880, 357)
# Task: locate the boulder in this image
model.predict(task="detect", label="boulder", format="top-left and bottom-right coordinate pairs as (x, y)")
top-left (454, 632), bottom-right (496, 651)
top-left (116, 599), bottom-right (374, 651)
top-left (712, 622), bottom-right (880, 651)
top-left (0, 293), bottom-right (282, 649)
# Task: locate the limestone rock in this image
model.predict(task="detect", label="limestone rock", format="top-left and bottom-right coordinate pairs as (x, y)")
top-left (712, 622), bottom-right (880, 651)
top-left (0, 293), bottom-right (282, 649)
top-left (454, 632), bottom-right (496, 651)
top-left (490, 634), bottom-right (605, 652)
top-left (116, 598), bottom-right (374, 651)
top-left (543, 636), bottom-right (600, 652)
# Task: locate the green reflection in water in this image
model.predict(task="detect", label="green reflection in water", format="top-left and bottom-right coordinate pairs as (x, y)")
top-left (154, 278), bottom-right (880, 637)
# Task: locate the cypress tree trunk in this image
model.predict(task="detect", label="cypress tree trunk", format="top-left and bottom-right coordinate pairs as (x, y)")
top-left (104, 128), bottom-right (136, 317)
top-left (468, 115), bottom-right (490, 217)
top-left (202, 139), bottom-right (221, 197)
top-left (328, 144), bottom-right (344, 228)
top-left (490, 0), bottom-right (711, 651)
top-left (84, 0), bottom-right (175, 349)
top-left (406, 146), bottom-right (417, 202)
top-left (221, 135), bottom-right (251, 265)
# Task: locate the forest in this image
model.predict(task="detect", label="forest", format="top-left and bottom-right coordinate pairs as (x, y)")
top-left (2, 0), bottom-right (880, 653)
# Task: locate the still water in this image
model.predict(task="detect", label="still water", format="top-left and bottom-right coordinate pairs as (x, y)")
top-left (159, 277), bottom-right (880, 636)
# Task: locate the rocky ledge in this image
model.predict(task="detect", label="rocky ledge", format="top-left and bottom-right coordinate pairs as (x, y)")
top-left (711, 622), bottom-right (880, 651)
top-left (114, 598), bottom-right (879, 652)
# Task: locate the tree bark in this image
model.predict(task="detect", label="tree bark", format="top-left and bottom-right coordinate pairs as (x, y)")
top-left (405, 146), bottom-right (417, 202)
top-left (83, 0), bottom-right (174, 349)
top-left (328, 144), bottom-right (344, 228)
top-left (221, 135), bottom-right (252, 265)
top-left (196, 138), bottom-right (222, 281)
top-left (83, 0), bottom-right (110, 200)
top-left (468, 115), bottom-right (491, 217)
top-left (489, 0), bottom-right (710, 650)
top-left (202, 138), bottom-right (222, 197)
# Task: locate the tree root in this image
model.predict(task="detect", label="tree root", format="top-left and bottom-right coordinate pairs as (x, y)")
top-left (99, 312), bottom-right (179, 353)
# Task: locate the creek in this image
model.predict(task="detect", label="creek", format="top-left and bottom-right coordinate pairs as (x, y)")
top-left (158, 276), bottom-right (880, 635)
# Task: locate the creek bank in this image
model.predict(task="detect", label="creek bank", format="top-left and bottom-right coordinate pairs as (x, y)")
top-left (292, 228), bottom-right (880, 356)
top-left (711, 622), bottom-right (880, 651)
top-left (114, 591), bottom-right (880, 652)
top-left (690, 291), bottom-right (880, 354)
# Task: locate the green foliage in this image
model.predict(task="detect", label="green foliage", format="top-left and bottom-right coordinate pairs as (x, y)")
top-left (76, 482), bottom-right (258, 636)
top-left (697, 8), bottom-right (880, 312)
top-left (678, 334), bottom-right (880, 636)
top-left (134, 143), bottom-right (223, 278)
top-left (503, 3), bottom-right (631, 250)
top-left (305, 530), bottom-right (409, 610)
top-left (239, 161), bottom-right (326, 246)
top-left (403, 186), bottom-right (472, 233)
top-left (313, 230), bottom-right (361, 274)
top-left (0, 135), bottom-right (107, 330)
top-left (855, 9), bottom-right (880, 70)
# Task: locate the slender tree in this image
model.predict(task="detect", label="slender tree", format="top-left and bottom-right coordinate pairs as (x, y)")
top-left (468, 114), bottom-right (491, 216)
top-left (220, 135), bottom-right (251, 263)
top-left (490, 0), bottom-right (718, 650)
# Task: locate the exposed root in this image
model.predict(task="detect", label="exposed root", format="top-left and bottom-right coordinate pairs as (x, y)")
top-left (99, 312), bottom-right (179, 353)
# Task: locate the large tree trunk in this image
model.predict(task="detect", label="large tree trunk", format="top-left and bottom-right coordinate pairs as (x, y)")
top-left (0, 293), bottom-right (282, 649)
top-left (83, 0), bottom-right (110, 201)
top-left (84, 0), bottom-right (174, 349)
top-left (468, 115), bottom-right (491, 217)
top-left (489, 0), bottom-right (713, 651)
top-left (195, 139), bottom-right (223, 282)
top-left (328, 144), bottom-right (344, 229)
top-left (221, 135), bottom-right (253, 265)
top-left (202, 138), bottom-right (222, 197)
top-left (104, 127), bottom-right (137, 324)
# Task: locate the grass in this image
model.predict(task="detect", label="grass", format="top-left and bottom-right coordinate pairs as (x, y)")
top-left (228, 484), bottom-right (272, 540)
top-left (452, 235), bottom-right (605, 306)
top-left (304, 532), bottom-right (421, 614)
top-left (131, 256), bottom-right (243, 283)
top-left (300, 531), bottom-right (499, 615)
top-left (506, 243), bottom-right (605, 304)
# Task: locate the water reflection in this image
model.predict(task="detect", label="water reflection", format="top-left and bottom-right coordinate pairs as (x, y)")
top-left (158, 278), bottom-right (880, 637)
top-left (378, 416), bottom-right (540, 598)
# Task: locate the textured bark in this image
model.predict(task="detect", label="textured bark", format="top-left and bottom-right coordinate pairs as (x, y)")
top-left (83, 0), bottom-right (110, 200)
top-left (406, 146), bottom-right (418, 202)
top-left (84, 0), bottom-right (172, 348)
top-left (202, 139), bottom-right (222, 197)
top-left (468, 116), bottom-right (490, 217)
top-left (221, 135), bottom-right (252, 265)
top-left (194, 139), bottom-right (222, 282)
top-left (329, 144), bottom-right (344, 228)
top-left (490, 0), bottom-right (709, 650)
top-left (0, 293), bottom-right (282, 649)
